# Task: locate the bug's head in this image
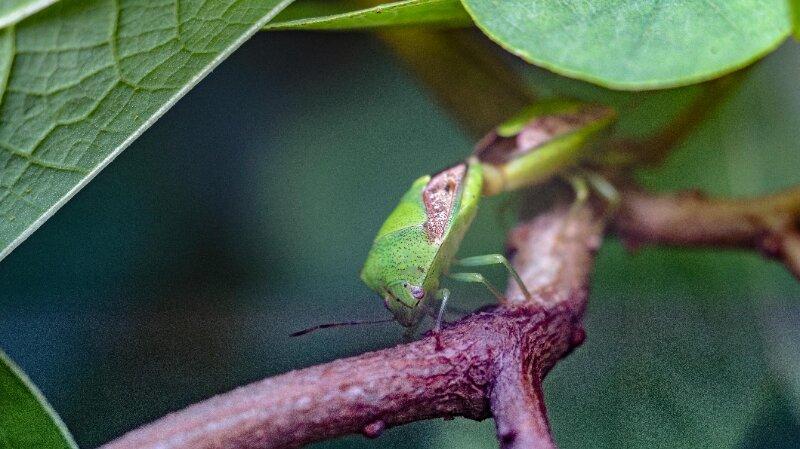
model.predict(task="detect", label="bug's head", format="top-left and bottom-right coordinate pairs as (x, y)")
top-left (383, 280), bottom-right (427, 327)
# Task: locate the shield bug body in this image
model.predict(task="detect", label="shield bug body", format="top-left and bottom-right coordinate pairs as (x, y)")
top-left (361, 101), bottom-right (616, 330)
top-left (360, 161), bottom-right (484, 328)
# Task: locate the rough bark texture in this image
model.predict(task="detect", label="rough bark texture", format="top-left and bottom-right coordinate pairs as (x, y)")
top-left (615, 185), bottom-right (800, 280)
top-left (100, 203), bottom-right (604, 449)
top-left (97, 181), bottom-right (800, 449)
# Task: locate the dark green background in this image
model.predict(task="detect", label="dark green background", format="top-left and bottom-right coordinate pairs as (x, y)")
top-left (1, 31), bottom-right (799, 448)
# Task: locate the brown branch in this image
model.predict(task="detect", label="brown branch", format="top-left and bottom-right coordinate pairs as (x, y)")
top-left (96, 182), bottom-right (800, 449)
top-left (614, 184), bottom-right (800, 280)
top-left (99, 202), bottom-right (606, 449)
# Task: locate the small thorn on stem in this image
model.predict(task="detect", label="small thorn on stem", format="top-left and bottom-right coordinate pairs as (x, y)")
top-left (620, 236), bottom-right (642, 253)
top-left (362, 420), bottom-right (386, 439)
top-left (758, 233), bottom-right (783, 259)
top-left (571, 327), bottom-right (586, 347)
top-left (678, 188), bottom-right (707, 200)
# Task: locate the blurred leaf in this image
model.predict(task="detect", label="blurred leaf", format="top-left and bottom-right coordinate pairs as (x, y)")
top-left (461, 0), bottom-right (791, 90)
top-left (761, 301), bottom-right (800, 422)
top-left (547, 244), bottom-right (775, 449)
top-left (792, 0), bottom-right (800, 39)
top-left (0, 0), bottom-right (58, 29)
top-left (0, 348), bottom-right (77, 449)
top-left (266, 0), bottom-right (471, 31)
top-left (740, 388), bottom-right (800, 448)
top-left (0, 0), bottom-right (293, 261)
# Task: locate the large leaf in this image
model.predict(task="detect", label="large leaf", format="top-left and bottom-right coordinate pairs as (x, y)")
top-left (461, 0), bottom-right (792, 90)
top-left (761, 301), bottom-right (800, 421)
top-left (0, 0), bottom-right (58, 29)
top-left (550, 301), bottom-right (769, 448)
top-left (0, 0), bottom-right (293, 261)
top-left (0, 348), bottom-right (77, 449)
top-left (266, 0), bottom-right (471, 31)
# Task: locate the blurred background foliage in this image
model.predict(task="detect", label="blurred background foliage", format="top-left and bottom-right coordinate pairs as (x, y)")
top-left (1, 29), bottom-right (799, 448)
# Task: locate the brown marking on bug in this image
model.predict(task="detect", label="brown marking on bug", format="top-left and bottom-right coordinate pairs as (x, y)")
top-left (422, 164), bottom-right (466, 243)
top-left (474, 104), bottom-right (613, 165)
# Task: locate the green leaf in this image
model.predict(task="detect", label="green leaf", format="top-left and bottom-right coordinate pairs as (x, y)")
top-left (266, 0), bottom-right (471, 31)
top-left (792, 0), bottom-right (800, 39)
top-left (761, 301), bottom-right (800, 420)
top-left (0, 348), bottom-right (77, 449)
top-left (0, 0), bottom-right (293, 261)
top-left (547, 244), bottom-right (777, 448)
top-left (461, 0), bottom-right (792, 90)
top-left (0, 0), bottom-right (58, 29)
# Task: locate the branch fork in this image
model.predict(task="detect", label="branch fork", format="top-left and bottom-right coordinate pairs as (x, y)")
top-left (100, 182), bottom-right (800, 449)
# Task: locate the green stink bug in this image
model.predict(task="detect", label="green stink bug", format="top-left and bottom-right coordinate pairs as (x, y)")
top-left (361, 101), bottom-right (616, 331)
top-left (289, 101), bottom-right (616, 338)
top-left (360, 160), bottom-right (490, 329)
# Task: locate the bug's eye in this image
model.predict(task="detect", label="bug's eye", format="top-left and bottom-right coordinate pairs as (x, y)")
top-left (409, 285), bottom-right (425, 300)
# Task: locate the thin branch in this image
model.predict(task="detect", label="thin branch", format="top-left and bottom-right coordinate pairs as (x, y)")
top-left (99, 202), bottom-right (606, 449)
top-left (614, 184), bottom-right (800, 280)
top-left (609, 72), bottom-right (746, 167)
top-left (489, 342), bottom-right (556, 449)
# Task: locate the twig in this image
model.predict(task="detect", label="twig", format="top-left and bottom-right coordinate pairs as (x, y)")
top-left (614, 184), bottom-right (800, 280)
top-left (609, 72), bottom-right (745, 167)
top-left (99, 202), bottom-right (606, 449)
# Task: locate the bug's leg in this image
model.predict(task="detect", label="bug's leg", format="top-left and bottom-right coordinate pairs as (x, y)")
top-left (566, 173), bottom-right (590, 211)
top-left (402, 321), bottom-right (422, 342)
top-left (433, 288), bottom-right (451, 333)
top-left (448, 272), bottom-right (505, 302)
top-left (586, 171), bottom-right (620, 216)
top-left (455, 254), bottom-right (532, 302)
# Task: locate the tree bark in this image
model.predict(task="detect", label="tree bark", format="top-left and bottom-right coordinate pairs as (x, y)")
top-left (100, 203), bottom-right (605, 449)
top-left (615, 184), bottom-right (800, 280)
top-left (99, 182), bottom-right (800, 449)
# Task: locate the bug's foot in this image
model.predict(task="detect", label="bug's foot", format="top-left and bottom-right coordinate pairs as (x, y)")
top-left (566, 169), bottom-right (620, 217)
top-left (433, 328), bottom-right (445, 351)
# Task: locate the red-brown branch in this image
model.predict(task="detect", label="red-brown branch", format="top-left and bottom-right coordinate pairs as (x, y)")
top-left (97, 182), bottom-right (800, 449)
top-left (99, 203), bottom-right (605, 449)
top-left (614, 184), bottom-right (800, 280)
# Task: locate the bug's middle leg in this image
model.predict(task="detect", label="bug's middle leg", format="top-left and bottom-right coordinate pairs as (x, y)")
top-left (448, 271), bottom-right (505, 302)
top-left (568, 170), bottom-right (620, 216)
top-left (455, 254), bottom-right (532, 301)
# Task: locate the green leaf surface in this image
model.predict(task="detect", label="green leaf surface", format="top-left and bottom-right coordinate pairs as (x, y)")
top-left (0, 349), bottom-right (77, 449)
top-left (0, 0), bottom-right (58, 29)
top-left (0, 0), bottom-right (293, 261)
top-left (461, 0), bottom-right (791, 90)
top-left (792, 0), bottom-right (800, 39)
top-left (761, 301), bottom-right (800, 420)
top-left (266, 0), bottom-right (471, 31)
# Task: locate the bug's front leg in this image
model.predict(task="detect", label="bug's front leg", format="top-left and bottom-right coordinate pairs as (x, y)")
top-left (433, 288), bottom-right (451, 332)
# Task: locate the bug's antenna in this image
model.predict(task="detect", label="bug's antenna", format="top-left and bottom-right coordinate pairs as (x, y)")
top-left (289, 318), bottom-right (395, 337)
